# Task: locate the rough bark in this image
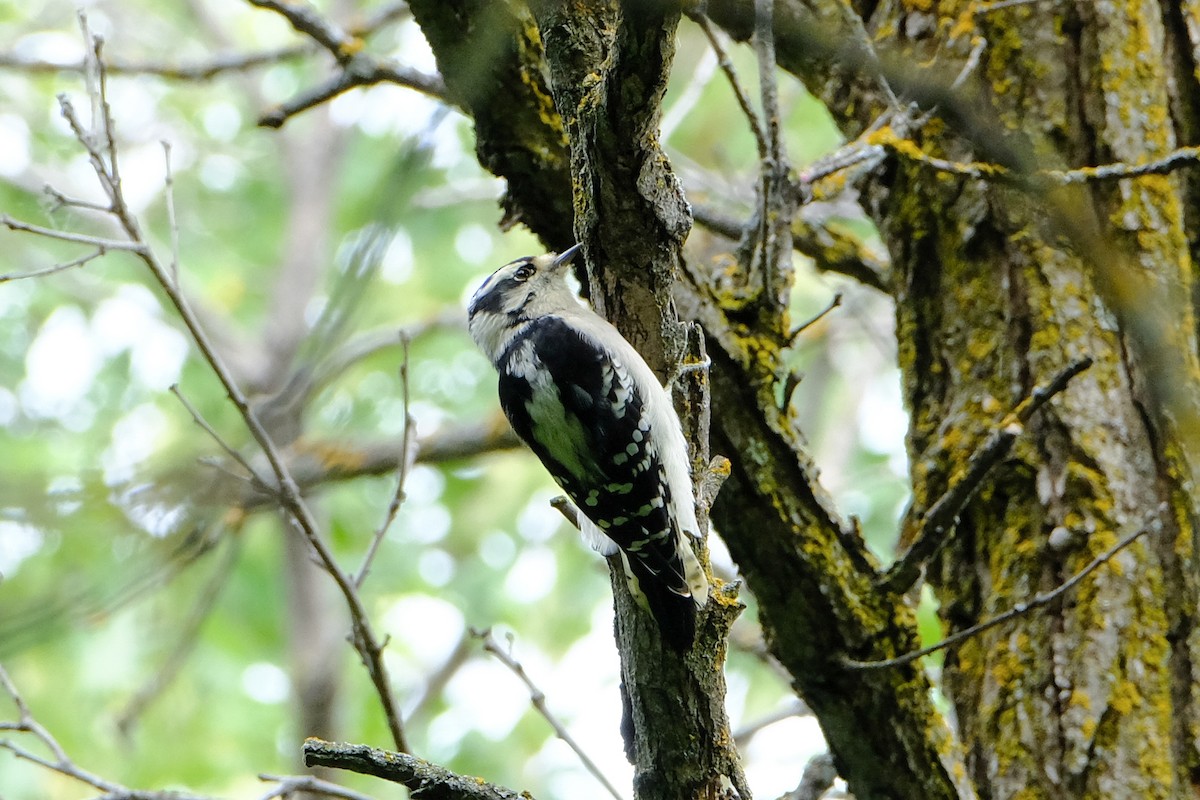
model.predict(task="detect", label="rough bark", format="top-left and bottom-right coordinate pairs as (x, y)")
top-left (826, 2), bottom-right (1200, 797)
top-left (405, 1), bottom-right (1200, 798)
top-left (406, 0), bottom-right (574, 246)
top-left (413, 3), bottom-right (746, 799)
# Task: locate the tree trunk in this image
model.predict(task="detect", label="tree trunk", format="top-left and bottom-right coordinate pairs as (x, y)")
top-left (409, 1), bottom-right (1200, 797)
top-left (822, 2), bottom-right (1200, 797)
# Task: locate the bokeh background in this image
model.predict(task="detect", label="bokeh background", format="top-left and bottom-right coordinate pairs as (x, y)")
top-left (0, 2), bottom-right (913, 797)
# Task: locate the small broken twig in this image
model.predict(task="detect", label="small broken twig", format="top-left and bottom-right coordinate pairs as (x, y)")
top-left (845, 521), bottom-right (1152, 670)
top-left (883, 356), bottom-right (1093, 593)
top-left (473, 629), bottom-right (625, 800)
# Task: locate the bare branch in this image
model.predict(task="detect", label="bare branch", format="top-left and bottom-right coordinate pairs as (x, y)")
top-left (170, 384), bottom-right (272, 493)
top-left (246, 0), bottom-right (358, 62)
top-left (845, 521), bottom-right (1154, 670)
top-left (975, 0), bottom-right (1046, 12)
top-left (474, 629), bottom-right (626, 800)
top-left (303, 738), bottom-right (533, 800)
top-left (258, 61), bottom-right (445, 128)
top-left (0, 247), bottom-right (106, 283)
top-left (792, 292), bottom-right (842, 338)
top-left (688, 11), bottom-right (766, 159)
top-left (874, 128), bottom-right (1200, 185)
top-left (43, 184), bottom-right (111, 213)
top-left (353, 337), bottom-right (416, 589)
top-left (0, 666), bottom-right (193, 797)
top-left (0, 45), bottom-right (312, 79)
top-left (883, 356), bottom-right (1094, 592)
top-left (257, 773), bottom-right (378, 800)
top-left (1, 669), bottom-right (112, 791)
top-left (35, 30), bottom-right (413, 754)
top-left (0, 214), bottom-right (143, 253)
top-left (246, 0), bottom-right (444, 128)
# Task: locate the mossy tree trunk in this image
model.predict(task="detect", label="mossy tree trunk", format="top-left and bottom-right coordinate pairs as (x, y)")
top-left (725, 0), bottom-right (1200, 795)
top-left (410, 1), bottom-right (1200, 798)
top-left (841, 3), bottom-right (1199, 796)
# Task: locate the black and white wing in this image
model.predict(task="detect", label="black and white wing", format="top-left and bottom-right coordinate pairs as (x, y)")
top-left (496, 316), bottom-right (698, 649)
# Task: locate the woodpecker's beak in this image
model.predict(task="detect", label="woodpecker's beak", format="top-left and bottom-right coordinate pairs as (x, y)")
top-left (552, 243), bottom-right (582, 269)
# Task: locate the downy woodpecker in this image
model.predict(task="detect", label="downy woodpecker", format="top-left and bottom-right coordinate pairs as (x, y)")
top-left (467, 244), bottom-right (708, 650)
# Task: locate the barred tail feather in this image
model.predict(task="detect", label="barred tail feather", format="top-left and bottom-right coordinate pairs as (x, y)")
top-left (619, 551), bottom-right (699, 652)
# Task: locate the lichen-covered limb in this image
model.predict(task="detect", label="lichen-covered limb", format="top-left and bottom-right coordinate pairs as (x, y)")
top-left (405, 0), bottom-right (574, 246)
top-left (302, 738), bottom-right (531, 800)
top-left (687, 296), bottom-right (977, 800)
top-left (884, 357), bottom-right (1094, 594)
top-left (842, 0), bottom-right (1200, 795)
top-left (527, 4), bottom-right (749, 799)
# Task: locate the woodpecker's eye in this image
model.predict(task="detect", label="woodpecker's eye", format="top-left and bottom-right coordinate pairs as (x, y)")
top-left (513, 263), bottom-right (536, 281)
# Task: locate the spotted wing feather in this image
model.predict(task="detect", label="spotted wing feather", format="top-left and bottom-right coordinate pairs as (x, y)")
top-left (497, 317), bottom-right (696, 649)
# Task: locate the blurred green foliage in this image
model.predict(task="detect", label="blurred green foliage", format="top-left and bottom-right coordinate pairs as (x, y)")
top-left (0, 2), bottom-right (911, 798)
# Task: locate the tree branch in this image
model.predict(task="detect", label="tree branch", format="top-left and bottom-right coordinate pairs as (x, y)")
top-left (0, 44), bottom-right (312, 80)
top-left (303, 739), bottom-right (532, 800)
top-left (33, 29), bottom-right (412, 754)
top-left (406, 0), bottom-right (573, 246)
top-left (883, 356), bottom-right (1094, 593)
top-left (475, 629), bottom-right (626, 800)
top-left (845, 521), bottom-right (1153, 670)
top-left (258, 59), bottom-right (446, 128)
top-left (257, 773), bottom-right (378, 800)
top-left (0, 666), bottom-right (215, 800)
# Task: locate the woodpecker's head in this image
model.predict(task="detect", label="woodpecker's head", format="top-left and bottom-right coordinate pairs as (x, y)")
top-left (468, 243), bottom-right (582, 363)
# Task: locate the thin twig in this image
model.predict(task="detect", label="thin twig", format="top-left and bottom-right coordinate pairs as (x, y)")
top-left (0, 44), bottom-right (312, 79)
top-left (354, 336), bottom-right (416, 588)
top-left (257, 773), bottom-right (377, 800)
top-left (0, 665), bottom-right (122, 793)
top-left (950, 37), bottom-right (987, 92)
top-left (798, 141), bottom-right (888, 186)
top-left (0, 2), bottom-right (407, 81)
top-left (43, 184), bottom-right (111, 213)
top-left (169, 383), bottom-right (276, 496)
top-left (46, 29), bottom-right (410, 754)
top-left (689, 11), bottom-right (767, 158)
top-left (976, 0), bottom-right (1044, 12)
top-left (883, 356), bottom-right (1093, 592)
top-left (0, 248), bottom-right (106, 283)
top-left (844, 522), bottom-right (1153, 670)
top-left (792, 293), bottom-right (843, 338)
top-left (169, 384), bottom-right (272, 494)
top-left (246, 0), bottom-right (357, 62)
top-left (877, 130), bottom-right (1200, 185)
top-left (0, 214), bottom-right (143, 252)
top-left (473, 629), bottom-right (626, 800)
